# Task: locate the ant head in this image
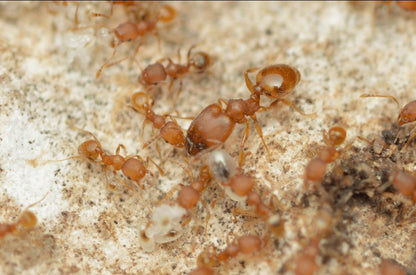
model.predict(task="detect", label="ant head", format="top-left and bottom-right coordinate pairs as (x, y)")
top-left (18, 210), bottom-right (37, 229)
top-left (190, 52), bottom-right (211, 73)
top-left (323, 126), bottom-right (346, 146)
top-left (78, 140), bottom-right (102, 160)
top-left (397, 100), bottom-right (416, 126)
top-left (158, 4), bottom-right (177, 23)
top-left (114, 22), bottom-right (139, 43)
top-left (132, 92), bottom-right (154, 111)
top-left (255, 64), bottom-right (300, 98)
top-left (139, 63), bottom-right (167, 86)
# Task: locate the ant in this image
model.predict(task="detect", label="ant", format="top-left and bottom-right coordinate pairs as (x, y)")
top-left (361, 94), bottom-right (416, 151)
top-left (138, 166), bottom-right (212, 252)
top-left (208, 150), bottom-right (284, 237)
top-left (0, 193), bottom-right (48, 238)
top-left (304, 126), bottom-right (347, 188)
top-left (190, 234), bottom-right (264, 275)
top-left (45, 122), bottom-right (163, 190)
top-left (95, 4), bottom-right (177, 78)
top-left (185, 64), bottom-right (312, 165)
top-left (129, 91), bottom-right (186, 150)
top-left (137, 45), bottom-right (212, 102)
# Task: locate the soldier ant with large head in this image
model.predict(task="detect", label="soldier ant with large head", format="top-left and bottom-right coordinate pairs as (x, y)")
top-left (186, 64), bottom-right (312, 165)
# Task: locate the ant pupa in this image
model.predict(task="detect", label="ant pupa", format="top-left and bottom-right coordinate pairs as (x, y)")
top-left (0, 193), bottom-right (48, 238)
top-left (138, 166), bottom-right (212, 251)
top-left (361, 94), bottom-right (416, 151)
top-left (208, 150), bottom-right (284, 237)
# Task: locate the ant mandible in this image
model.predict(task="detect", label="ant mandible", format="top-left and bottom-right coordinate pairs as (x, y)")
top-left (361, 94), bottom-right (416, 151)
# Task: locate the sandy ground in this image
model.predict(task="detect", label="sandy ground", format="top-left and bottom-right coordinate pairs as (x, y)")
top-left (0, 2), bottom-right (415, 275)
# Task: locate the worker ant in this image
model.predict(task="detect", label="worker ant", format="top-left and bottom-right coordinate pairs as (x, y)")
top-left (138, 166), bottom-right (212, 252)
top-left (304, 126), bottom-right (347, 188)
top-left (208, 150), bottom-right (284, 237)
top-left (186, 64), bottom-right (312, 165)
top-left (361, 94), bottom-right (416, 151)
top-left (95, 3), bottom-right (177, 78)
top-left (129, 91), bottom-right (186, 150)
top-left (0, 193), bottom-right (48, 239)
top-left (190, 234), bottom-right (264, 275)
top-left (137, 45), bottom-right (212, 102)
top-left (43, 122), bottom-right (163, 190)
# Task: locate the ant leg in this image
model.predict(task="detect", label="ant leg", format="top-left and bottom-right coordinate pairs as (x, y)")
top-left (103, 167), bottom-right (116, 190)
top-left (115, 144), bottom-right (127, 155)
top-left (360, 94), bottom-right (401, 109)
top-left (131, 40), bottom-right (143, 66)
top-left (280, 98), bottom-right (316, 117)
top-left (238, 120), bottom-right (251, 167)
top-left (66, 120), bottom-right (102, 145)
top-left (401, 127), bottom-right (416, 152)
top-left (143, 133), bottom-right (162, 149)
top-left (172, 79), bottom-right (183, 107)
top-left (187, 44), bottom-right (197, 64)
top-left (251, 114), bottom-right (271, 161)
top-left (244, 67), bottom-right (259, 95)
top-left (21, 192), bottom-right (49, 213)
top-left (73, 1), bottom-right (80, 30)
top-left (91, 1), bottom-right (114, 18)
top-left (96, 46), bottom-right (119, 79)
top-left (146, 156), bottom-right (165, 176)
top-left (200, 200), bottom-right (211, 239)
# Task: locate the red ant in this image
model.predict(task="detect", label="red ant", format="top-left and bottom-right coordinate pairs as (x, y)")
top-left (304, 126), bottom-right (347, 188)
top-left (208, 150), bottom-right (284, 237)
top-left (186, 64), bottom-right (312, 165)
top-left (129, 91), bottom-right (186, 150)
top-left (361, 94), bottom-right (416, 151)
top-left (0, 193), bottom-right (48, 239)
top-left (95, 3), bottom-right (177, 78)
top-left (137, 45), bottom-right (212, 102)
top-left (44, 122), bottom-right (163, 190)
top-left (138, 166), bottom-right (212, 251)
top-left (190, 234), bottom-right (264, 275)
